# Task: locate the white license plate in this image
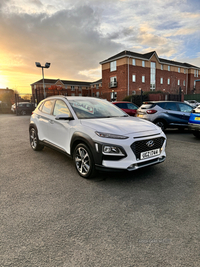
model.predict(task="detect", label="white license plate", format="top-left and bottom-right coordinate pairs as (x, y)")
top-left (140, 149), bottom-right (160, 159)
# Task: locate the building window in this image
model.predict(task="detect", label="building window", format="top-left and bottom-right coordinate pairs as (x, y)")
top-left (178, 79), bottom-right (180, 85)
top-left (184, 69), bottom-right (186, 74)
top-left (160, 77), bottom-right (163, 84)
top-left (132, 59), bottom-right (136, 66)
top-left (178, 67), bottom-right (180, 73)
top-left (79, 93), bottom-right (82, 96)
top-left (79, 86), bottom-right (82, 91)
top-left (110, 76), bottom-right (117, 87)
top-left (197, 70), bottom-right (199, 77)
top-left (161, 65), bottom-right (163, 70)
top-left (96, 84), bottom-right (99, 89)
top-left (71, 86), bottom-right (75, 91)
top-left (142, 76), bottom-right (145, 83)
top-left (110, 61), bottom-right (116, 72)
top-left (183, 80), bottom-right (185, 86)
top-left (71, 93), bottom-right (75, 96)
top-left (168, 65), bottom-right (170, 71)
top-left (194, 70), bottom-right (196, 77)
top-left (150, 62), bottom-right (156, 90)
top-left (142, 61), bottom-right (145, 67)
top-left (168, 78), bottom-right (170, 85)
top-left (96, 92), bottom-right (99, 98)
top-left (132, 75), bottom-right (136, 82)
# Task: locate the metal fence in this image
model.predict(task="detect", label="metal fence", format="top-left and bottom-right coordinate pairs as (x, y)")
top-left (184, 94), bottom-right (200, 102)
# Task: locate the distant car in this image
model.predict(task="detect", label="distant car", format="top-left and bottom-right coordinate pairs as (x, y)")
top-left (137, 101), bottom-right (193, 131)
top-left (112, 101), bottom-right (138, 116)
top-left (188, 105), bottom-right (200, 138)
top-left (29, 96), bottom-right (166, 179)
top-left (11, 102), bottom-right (36, 115)
top-left (184, 100), bottom-right (200, 108)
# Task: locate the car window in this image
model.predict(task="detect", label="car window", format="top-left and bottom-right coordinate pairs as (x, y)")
top-left (140, 104), bottom-right (156, 109)
top-left (178, 103), bottom-right (193, 113)
top-left (115, 103), bottom-right (127, 109)
top-left (127, 103), bottom-right (137, 110)
top-left (68, 98), bottom-right (125, 119)
top-left (53, 100), bottom-right (71, 116)
top-left (164, 102), bottom-right (178, 111)
top-left (41, 100), bottom-right (54, 114)
top-left (157, 102), bottom-right (166, 109)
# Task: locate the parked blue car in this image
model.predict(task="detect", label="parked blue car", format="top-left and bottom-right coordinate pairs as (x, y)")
top-left (188, 105), bottom-right (200, 138)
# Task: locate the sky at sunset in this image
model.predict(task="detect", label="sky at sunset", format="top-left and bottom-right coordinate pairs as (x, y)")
top-left (0, 0), bottom-right (200, 94)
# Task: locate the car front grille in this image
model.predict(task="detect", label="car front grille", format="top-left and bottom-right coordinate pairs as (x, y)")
top-left (131, 137), bottom-right (165, 160)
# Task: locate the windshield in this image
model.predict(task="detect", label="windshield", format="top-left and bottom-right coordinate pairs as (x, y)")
top-left (68, 98), bottom-right (127, 119)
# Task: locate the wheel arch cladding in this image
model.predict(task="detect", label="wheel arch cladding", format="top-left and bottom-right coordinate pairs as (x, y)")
top-left (70, 132), bottom-right (102, 164)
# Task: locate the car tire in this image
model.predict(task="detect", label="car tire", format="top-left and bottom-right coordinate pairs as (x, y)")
top-left (73, 143), bottom-right (96, 179)
top-left (154, 120), bottom-right (166, 131)
top-left (29, 127), bottom-right (44, 151)
top-left (192, 131), bottom-right (200, 139)
top-left (21, 110), bottom-right (26, 115)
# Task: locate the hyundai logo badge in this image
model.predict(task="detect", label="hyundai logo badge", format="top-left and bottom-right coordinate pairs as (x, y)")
top-left (146, 140), bottom-right (154, 147)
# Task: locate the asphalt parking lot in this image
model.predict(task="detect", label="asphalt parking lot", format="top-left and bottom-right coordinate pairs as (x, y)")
top-left (0, 114), bottom-right (200, 267)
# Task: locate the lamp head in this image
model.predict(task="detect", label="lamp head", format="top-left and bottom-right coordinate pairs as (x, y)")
top-left (35, 62), bottom-right (41, 68)
top-left (45, 62), bottom-right (51, 68)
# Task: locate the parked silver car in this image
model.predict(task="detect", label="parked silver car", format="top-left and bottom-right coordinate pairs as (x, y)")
top-left (137, 101), bottom-right (193, 131)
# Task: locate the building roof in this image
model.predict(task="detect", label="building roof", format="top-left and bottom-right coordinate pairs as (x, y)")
top-left (100, 50), bottom-right (200, 69)
top-left (31, 78), bottom-right (102, 86)
top-left (31, 79), bottom-right (92, 86)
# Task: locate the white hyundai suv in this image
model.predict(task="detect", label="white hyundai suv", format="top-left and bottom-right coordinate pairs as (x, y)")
top-left (29, 96), bottom-right (167, 178)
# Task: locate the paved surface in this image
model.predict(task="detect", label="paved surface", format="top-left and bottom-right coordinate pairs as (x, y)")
top-left (0, 114), bottom-right (200, 267)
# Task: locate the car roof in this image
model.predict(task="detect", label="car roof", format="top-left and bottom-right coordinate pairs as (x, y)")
top-left (142, 101), bottom-right (183, 104)
top-left (43, 95), bottom-right (108, 101)
top-left (113, 101), bottom-right (133, 104)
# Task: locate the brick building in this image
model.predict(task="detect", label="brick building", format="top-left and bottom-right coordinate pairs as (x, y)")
top-left (31, 50), bottom-right (200, 101)
top-left (100, 50), bottom-right (200, 100)
top-left (31, 78), bottom-right (102, 99)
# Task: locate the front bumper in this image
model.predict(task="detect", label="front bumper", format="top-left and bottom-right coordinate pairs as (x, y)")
top-left (93, 133), bottom-right (167, 171)
top-left (188, 123), bottom-right (200, 132)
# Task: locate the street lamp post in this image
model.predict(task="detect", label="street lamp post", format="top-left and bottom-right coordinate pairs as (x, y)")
top-left (35, 62), bottom-right (51, 99)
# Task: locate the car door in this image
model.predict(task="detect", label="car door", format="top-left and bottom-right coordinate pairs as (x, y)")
top-left (177, 103), bottom-right (193, 124)
top-left (48, 99), bottom-right (74, 153)
top-left (163, 102), bottom-right (184, 125)
top-left (36, 99), bottom-right (55, 141)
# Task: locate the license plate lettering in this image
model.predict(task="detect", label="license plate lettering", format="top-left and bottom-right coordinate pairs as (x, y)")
top-left (194, 117), bottom-right (200, 121)
top-left (141, 149), bottom-right (160, 159)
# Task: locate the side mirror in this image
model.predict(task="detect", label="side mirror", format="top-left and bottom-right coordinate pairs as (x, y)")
top-left (55, 114), bottom-right (74, 120)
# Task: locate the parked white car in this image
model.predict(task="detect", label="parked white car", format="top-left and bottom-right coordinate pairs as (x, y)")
top-left (184, 100), bottom-right (200, 108)
top-left (29, 96), bottom-right (167, 178)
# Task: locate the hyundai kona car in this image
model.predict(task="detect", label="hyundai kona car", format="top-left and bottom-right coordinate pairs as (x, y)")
top-left (137, 101), bottom-right (193, 131)
top-left (188, 105), bottom-right (200, 138)
top-left (29, 96), bottom-right (166, 178)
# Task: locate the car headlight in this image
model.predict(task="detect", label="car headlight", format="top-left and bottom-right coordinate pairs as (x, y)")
top-left (102, 145), bottom-right (125, 155)
top-left (95, 131), bottom-right (128, 139)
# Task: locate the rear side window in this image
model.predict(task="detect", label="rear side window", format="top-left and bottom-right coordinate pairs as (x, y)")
top-left (156, 102), bottom-right (166, 109)
top-left (165, 102), bottom-right (178, 111)
top-left (140, 104), bottom-right (155, 109)
top-left (127, 103), bottom-right (137, 110)
top-left (115, 103), bottom-right (127, 109)
top-left (41, 100), bottom-right (54, 114)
